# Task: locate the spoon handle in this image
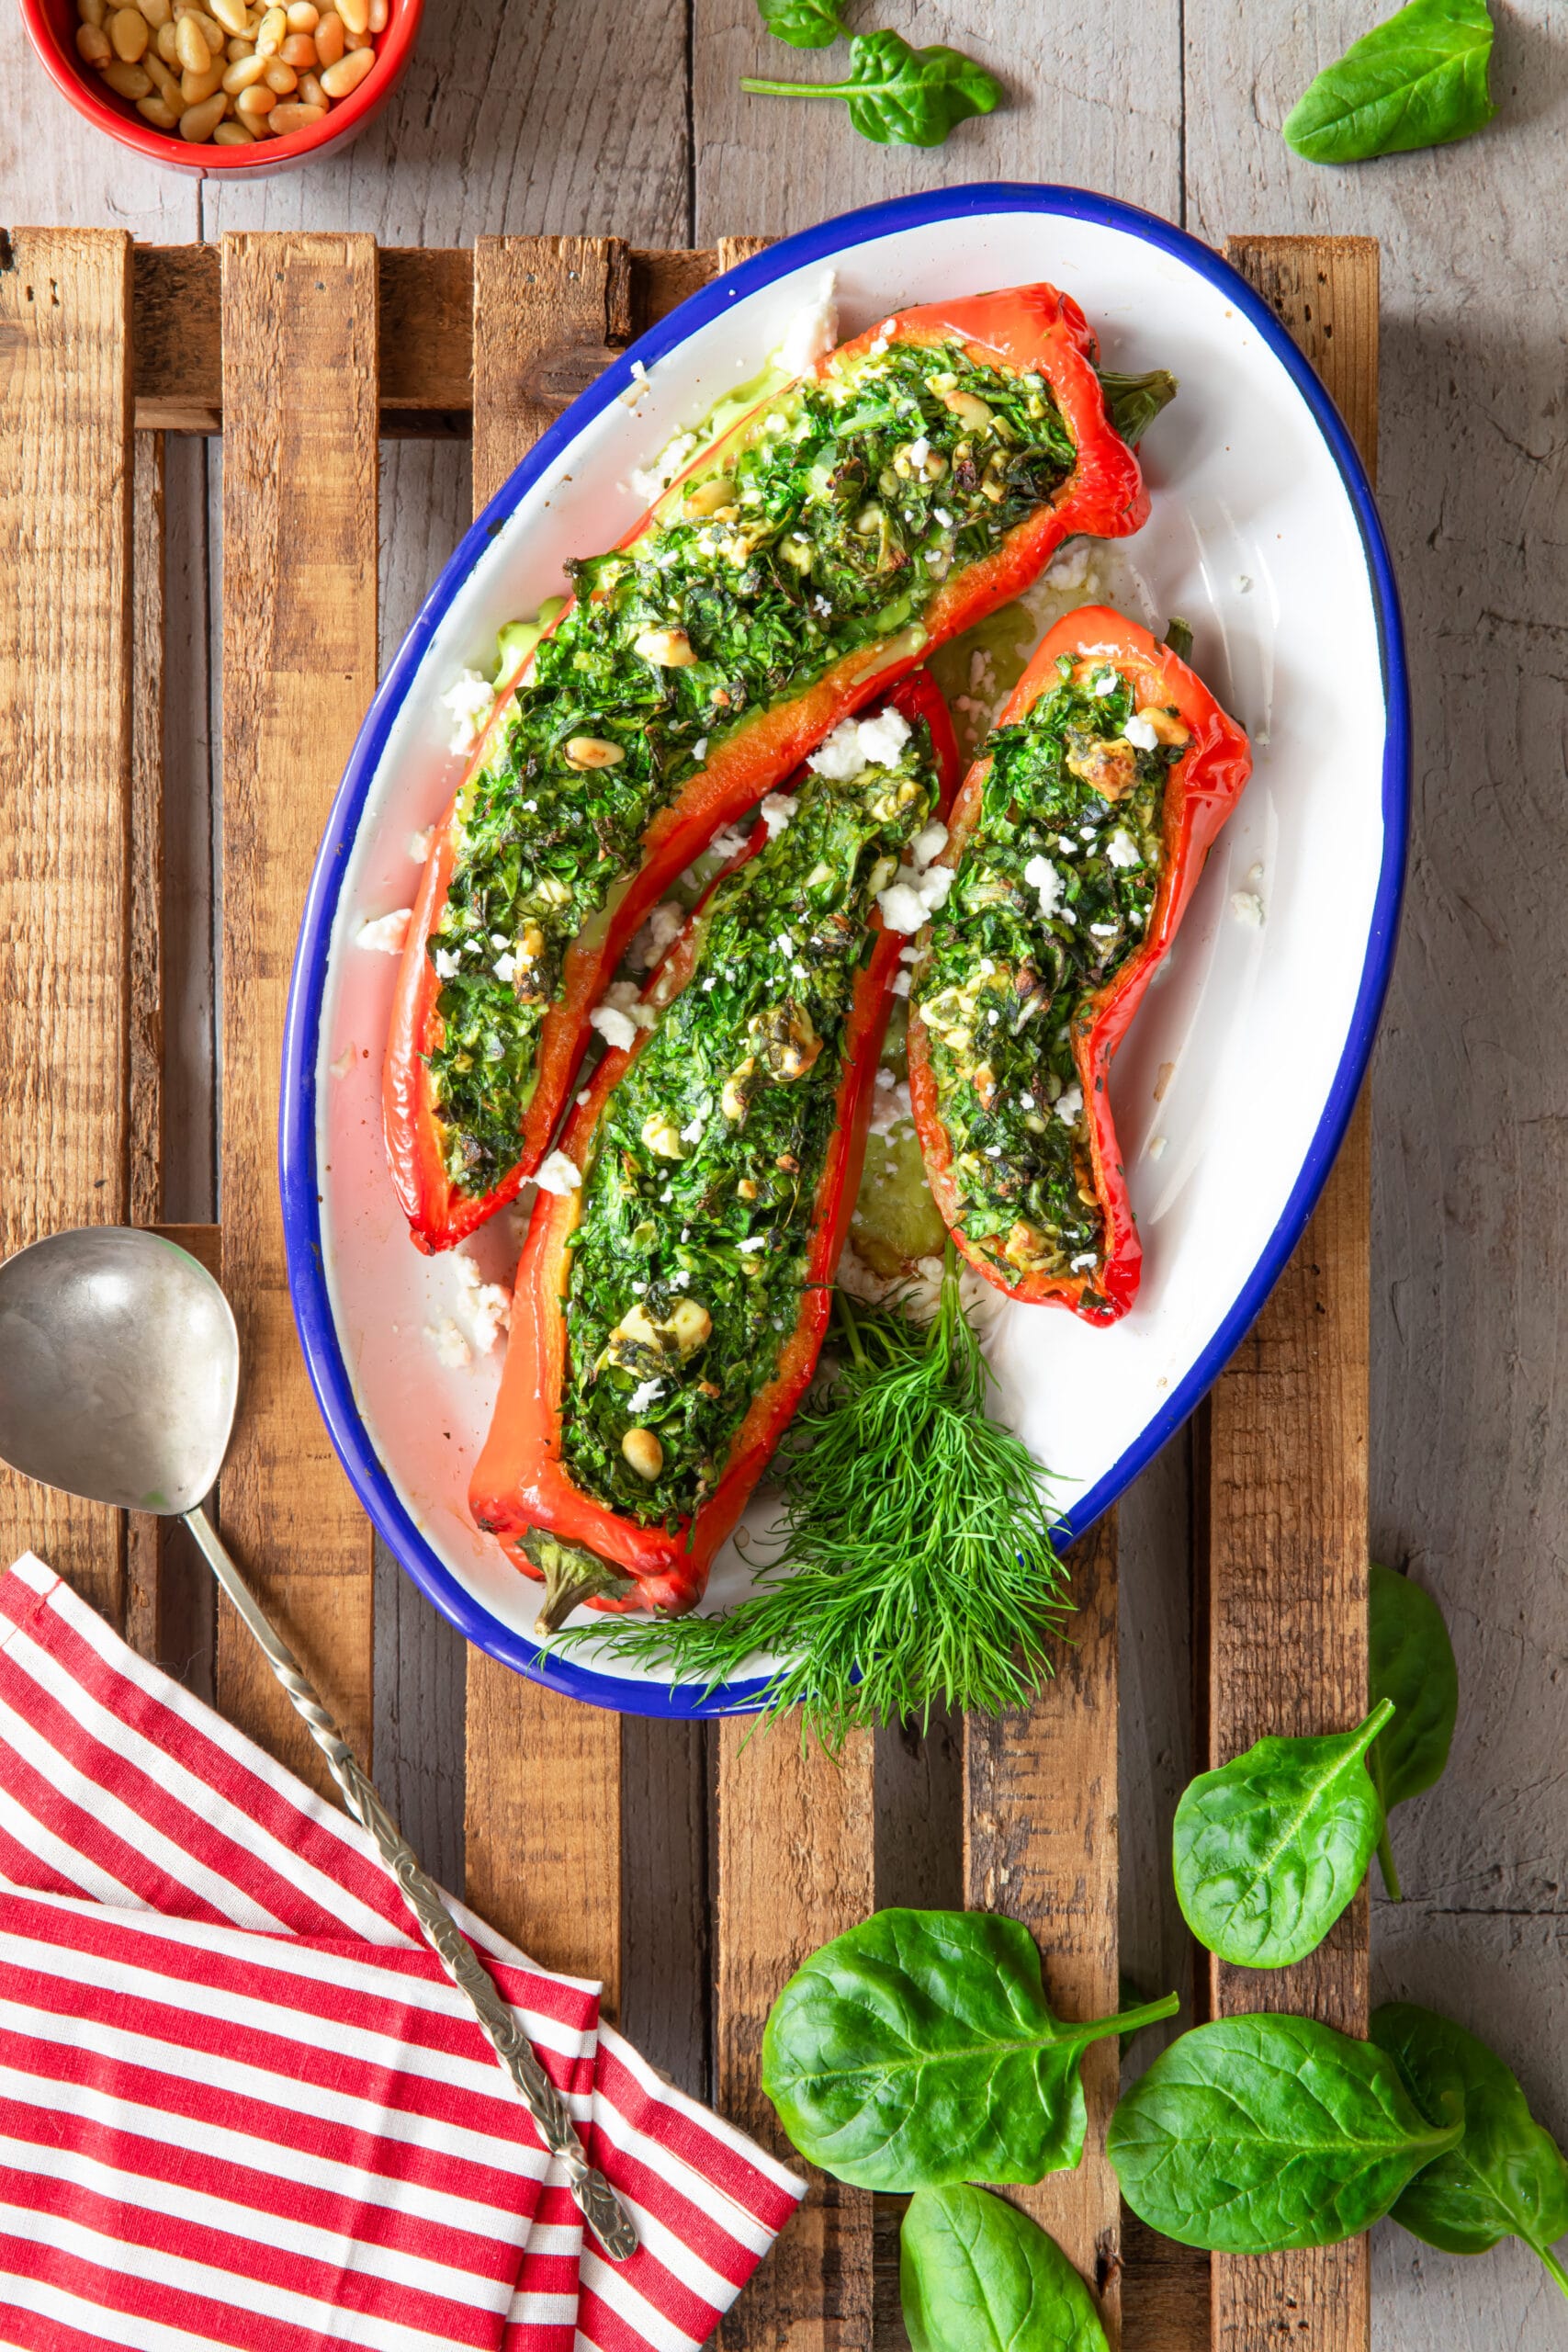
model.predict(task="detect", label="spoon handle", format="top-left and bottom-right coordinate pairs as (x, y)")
top-left (182, 1505), bottom-right (637, 2263)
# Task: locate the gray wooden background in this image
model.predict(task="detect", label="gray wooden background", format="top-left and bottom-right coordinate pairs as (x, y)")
top-left (6, 1), bottom-right (1567, 2341)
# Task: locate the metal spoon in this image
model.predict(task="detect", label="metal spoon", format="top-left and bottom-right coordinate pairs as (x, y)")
top-left (0, 1225), bottom-right (637, 2262)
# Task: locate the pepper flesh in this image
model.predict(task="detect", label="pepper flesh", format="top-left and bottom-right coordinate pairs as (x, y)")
top-left (386, 283), bottom-right (1163, 1253)
top-left (908, 607), bottom-right (1252, 1318)
top-left (469, 670), bottom-right (960, 1626)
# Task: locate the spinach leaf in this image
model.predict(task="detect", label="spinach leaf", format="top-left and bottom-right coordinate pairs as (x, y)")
top-left (761, 1908), bottom-right (1178, 2189)
top-left (758, 0), bottom-right (846, 46)
top-left (1371, 2003), bottom-right (1568, 2299)
top-left (1369, 1560), bottom-right (1458, 1898)
top-left (741, 30), bottom-right (1002, 148)
top-left (1283, 0), bottom-right (1495, 164)
top-left (1171, 1700), bottom-right (1393, 1968)
top-left (1107, 2014), bottom-right (1462, 2252)
top-left (901, 2186), bottom-right (1109, 2352)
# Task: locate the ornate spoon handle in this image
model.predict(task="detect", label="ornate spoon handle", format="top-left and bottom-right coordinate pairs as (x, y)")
top-left (184, 1505), bottom-right (637, 2262)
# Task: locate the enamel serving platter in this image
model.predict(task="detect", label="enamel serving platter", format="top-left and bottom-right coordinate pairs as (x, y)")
top-left (281, 183), bottom-right (1408, 1719)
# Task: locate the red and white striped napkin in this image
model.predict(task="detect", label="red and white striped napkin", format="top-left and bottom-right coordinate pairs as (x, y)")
top-left (0, 1554), bottom-right (802, 2351)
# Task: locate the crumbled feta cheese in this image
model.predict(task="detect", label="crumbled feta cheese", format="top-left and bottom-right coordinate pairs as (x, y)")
top-left (777, 270), bottom-right (839, 377)
top-left (602, 979), bottom-right (657, 1030)
top-left (627, 1377), bottom-right (665, 1415)
top-left (736, 1235), bottom-right (768, 1254)
top-left (330, 1042), bottom-right (356, 1080)
top-left (760, 792), bottom-right (797, 837)
top-left (671, 1268), bottom-right (691, 1288)
top-left (693, 736), bottom-right (709, 763)
top-left (709, 826), bottom-right (751, 862)
top-left (425, 1318), bottom-right (471, 1369)
top-left (874, 1067), bottom-right (896, 1089)
top-left (807, 718), bottom-right (867, 782)
top-left (1044, 542), bottom-right (1090, 590)
top-left (914, 863), bottom-right (953, 914)
top-left (590, 1003), bottom-right (640, 1053)
top-left (908, 820), bottom-right (949, 869)
top-left (1020, 1091), bottom-right (1035, 1111)
top-left (628, 429), bottom-right (698, 504)
top-left (535, 1150), bottom-right (581, 1195)
top-left (1090, 669), bottom-right (1119, 698)
top-left (892, 970), bottom-right (912, 997)
top-left (1148, 1133), bottom-right (1168, 1161)
top-left (857, 706), bottom-right (912, 767)
top-left (408, 827), bottom-right (434, 863)
top-left (1057, 835), bottom-right (1076, 854)
top-left (680, 1112), bottom-right (706, 1144)
top-left (1247, 862), bottom-right (1265, 888)
top-left (1055, 1082), bottom-right (1084, 1126)
top-left (932, 506), bottom-right (953, 529)
top-left (1022, 854), bottom-right (1062, 920)
top-left (1123, 713), bottom-right (1159, 752)
top-left (632, 900), bottom-right (685, 970)
top-left (870, 1077), bottom-right (912, 1136)
top-left (1069, 1251), bottom-right (1097, 1272)
top-left (1089, 921), bottom-right (1119, 939)
top-left (898, 944), bottom-right (919, 964)
top-left (453, 1253), bottom-right (511, 1353)
top-left (1231, 890), bottom-right (1266, 928)
top-left (775, 932), bottom-right (795, 956)
top-left (433, 945), bottom-right (461, 980)
top-left (908, 434), bottom-right (931, 469)
top-left (492, 950), bottom-right (519, 983)
top-left (356, 909), bottom-right (412, 954)
top-left (1106, 829), bottom-right (1141, 868)
top-left (876, 882), bottom-right (928, 935)
top-left (442, 668), bottom-right (496, 754)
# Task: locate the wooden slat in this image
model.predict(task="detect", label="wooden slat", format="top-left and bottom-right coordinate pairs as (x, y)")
top-left (1199, 233), bottom-right (1380, 2352)
top-left (0, 227), bottom-right (133, 1625)
top-left (460, 237), bottom-right (630, 1998)
top-left (716, 1724), bottom-right (874, 2351)
top-left (215, 233), bottom-right (378, 1788)
top-left (964, 1518), bottom-right (1123, 2343)
top-left (131, 243), bottom-right (729, 435)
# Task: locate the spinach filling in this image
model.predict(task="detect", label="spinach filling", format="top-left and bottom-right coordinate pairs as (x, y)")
top-left (558, 711), bottom-right (941, 1526)
top-left (914, 656), bottom-right (1185, 1298)
top-left (426, 338), bottom-right (1077, 1196)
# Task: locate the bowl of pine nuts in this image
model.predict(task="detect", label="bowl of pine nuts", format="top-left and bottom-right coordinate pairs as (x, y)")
top-left (22, 0), bottom-right (420, 171)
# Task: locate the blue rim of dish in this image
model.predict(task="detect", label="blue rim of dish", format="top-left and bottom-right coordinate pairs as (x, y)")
top-left (280, 180), bottom-right (1409, 1722)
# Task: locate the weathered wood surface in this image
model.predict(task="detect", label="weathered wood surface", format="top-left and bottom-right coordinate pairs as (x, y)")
top-left (215, 234), bottom-right (380, 1790)
top-left (6, 0), bottom-right (1567, 2340)
top-left (0, 228), bottom-right (133, 1629)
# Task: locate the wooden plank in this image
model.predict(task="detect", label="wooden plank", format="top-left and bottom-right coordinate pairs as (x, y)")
top-left (964, 1518), bottom-right (1124, 2344)
top-left (458, 238), bottom-right (629, 1997)
top-left (215, 233), bottom-right (379, 1788)
top-left (0, 227), bottom-right (133, 1625)
top-left (1199, 232), bottom-right (1380, 2352)
top-left (716, 1723), bottom-right (874, 2351)
top-left (130, 244), bottom-right (729, 435)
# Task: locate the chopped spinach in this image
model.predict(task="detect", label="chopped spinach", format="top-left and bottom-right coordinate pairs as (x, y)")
top-left (427, 339), bottom-right (1077, 1198)
top-left (913, 659), bottom-right (1180, 1297)
top-left (559, 712), bottom-right (940, 1525)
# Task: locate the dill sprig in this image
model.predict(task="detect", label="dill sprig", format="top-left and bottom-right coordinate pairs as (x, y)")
top-left (546, 1248), bottom-right (1071, 1751)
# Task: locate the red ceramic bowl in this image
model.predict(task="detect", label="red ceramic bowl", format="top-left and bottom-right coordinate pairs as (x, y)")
top-left (20, 0), bottom-right (421, 176)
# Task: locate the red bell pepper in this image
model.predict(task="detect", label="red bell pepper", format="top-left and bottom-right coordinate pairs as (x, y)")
top-left (908, 606), bottom-right (1252, 1319)
top-left (468, 670), bottom-right (960, 1630)
top-left (386, 283), bottom-right (1167, 1254)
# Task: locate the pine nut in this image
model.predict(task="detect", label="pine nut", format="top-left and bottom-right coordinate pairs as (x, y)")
top-left (180, 55), bottom-right (224, 96)
top-left (76, 21), bottom-right (113, 61)
top-left (136, 91), bottom-right (179, 121)
top-left (77, 0), bottom-right (107, 24)
top-left (102, 54), bottom-right (152, 91)
top-left (210, 0), bottom-right (248, 27)
top-left (143, 47), bottom-right (179, 96)
top-left (621, 1427), bottom-right (664, 1481)
top-left (268, 97), bottom-right (324, 130)
top-left (336, 0), bottom-right (367, 30)
top-left (174, 11), bottom-right (209, 66)
top-left (285, 1), bottom-right (318, 24)
top-left (279, 30), bottom-right (314, 63)
top-left (178, 88), bottom-right (227, 134)
top-left (310, 6), bottom-right (342, 57)
top-left (155, 19), bottom-right (178, 60)
top-left (254, 4), bottom-right (285, 49)
top-left (298, 66), bottom-right (324, 103)
top-left (222, 49), bottom-right (265, 85)
top-left (189, 8), bottom-right (227, 45)
top-left (235, 74), bottom-right (274, 108)
top-left (263, 58), bottom-right (296, 87)
top-left (211, 116), bottom-right (254, 139)
top-left (108, 6), bottom-right (150, 55)
top-left (367, 0), bottom-right (384, 27)
top-left (318, 42), bottom-right (370, 94)
top-left (135, 0), bottom-right (172, 23)
top-left (342, 23), bottom-right (367, 42)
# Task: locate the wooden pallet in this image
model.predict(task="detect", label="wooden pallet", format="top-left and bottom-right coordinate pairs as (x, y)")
top-left (0, 222), bottom-right (1375, 2352)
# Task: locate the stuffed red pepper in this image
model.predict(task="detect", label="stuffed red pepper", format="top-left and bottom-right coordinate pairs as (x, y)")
top-left (387, 284), bottom-right (1174, 1251)
top-left (469, 672), bottom-right (960, 1630)
top-left (907, 607), bottom-right (1252, 1319)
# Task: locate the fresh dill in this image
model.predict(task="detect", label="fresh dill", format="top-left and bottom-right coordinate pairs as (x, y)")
top-left (546, 1247), bottom-right (1071, 1750)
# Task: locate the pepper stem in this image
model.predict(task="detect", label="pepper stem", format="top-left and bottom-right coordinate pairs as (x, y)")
top-left (1096, 367), bottom-right (1179, 447)
top-left (525, 1532), bottom-right (639, 1636)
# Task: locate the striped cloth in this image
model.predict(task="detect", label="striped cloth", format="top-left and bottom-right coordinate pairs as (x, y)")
top-left (0, 1555), bottom-right (802, 2351)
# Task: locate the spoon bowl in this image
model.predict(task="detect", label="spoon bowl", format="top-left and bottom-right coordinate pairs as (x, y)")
top-left (0, 1227), bottom-right (238, 1516)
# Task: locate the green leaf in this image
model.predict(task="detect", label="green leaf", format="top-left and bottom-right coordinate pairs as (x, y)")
top-left (1108, 2014), bottom-right (1463, 2253)
top-left (1283, 0), bottom-right (1496, 164)
top-left (758, 0), bottom-right (847, 46)
top-left (1171, 1700), bottom-right (1393, 1968)
top-left (1368, 1561), bottom-right (1458, 1897)
top-left (740, 30), bottom-right (1002, 149)
top-left (1371, 2003), bottom-right (1568, 2298)
top-left (901, 2186), bottom-right (1109, 2352)
top-left (761, 1907), bottom-right (1179, 2190)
